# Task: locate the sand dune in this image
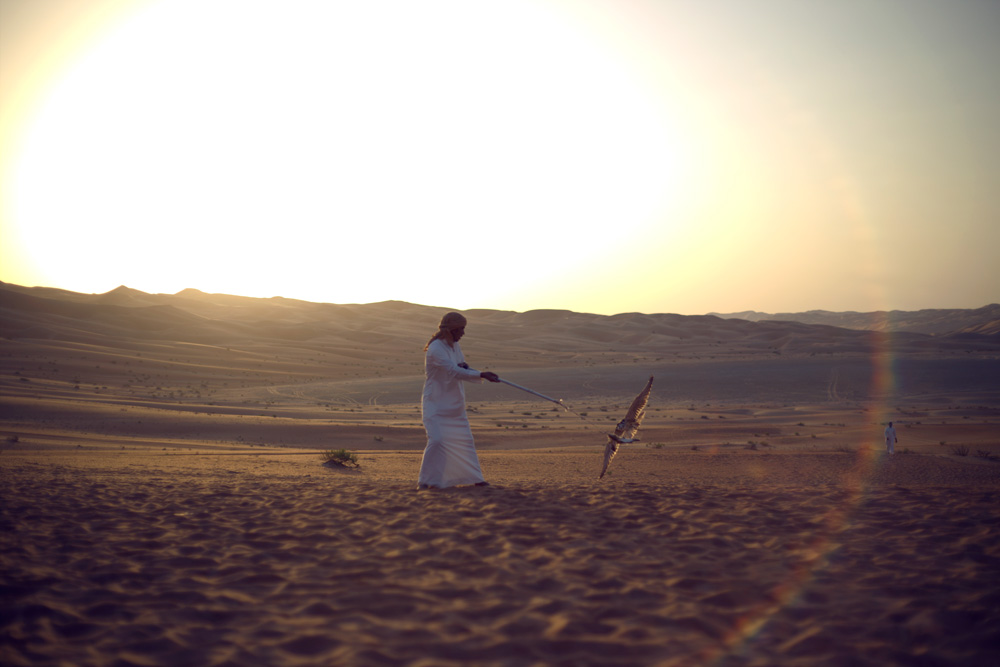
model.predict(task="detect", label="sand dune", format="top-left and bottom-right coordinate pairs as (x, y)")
top-left (4, 283), bottom-right (998, 356)
top-left (713, 303), bottom-right (1000, 336)
top-left (2, 283), bottom-right (999, 665)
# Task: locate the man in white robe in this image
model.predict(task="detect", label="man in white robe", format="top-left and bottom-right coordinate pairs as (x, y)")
top-left (884, 421), bottom-right (898, 455)
top-left (418, 312), bottom-right (500, 489)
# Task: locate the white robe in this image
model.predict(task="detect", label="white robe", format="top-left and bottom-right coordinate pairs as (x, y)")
top-left (418, 339), bottom-right (485, 487)
top-left (884, 425), bottom-right (897, 453)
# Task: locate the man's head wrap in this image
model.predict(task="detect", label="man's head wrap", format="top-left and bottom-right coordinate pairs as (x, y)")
top-left (424, 311), bottom-right (467, 350)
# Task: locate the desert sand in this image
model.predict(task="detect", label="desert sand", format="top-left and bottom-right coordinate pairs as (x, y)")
top-left (2, 284), bottom-right (999, 665)
top-left (3, 445), bottom-right (1000, 666)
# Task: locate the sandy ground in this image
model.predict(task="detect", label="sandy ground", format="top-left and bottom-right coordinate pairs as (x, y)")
top-left (3, 286), bottom-right (999, 664)
top-left (2, 442), bottom-right (1000, 667)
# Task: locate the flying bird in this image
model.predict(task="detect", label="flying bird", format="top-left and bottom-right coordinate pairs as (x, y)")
top-left (599, 376), bottom-right (653, 479)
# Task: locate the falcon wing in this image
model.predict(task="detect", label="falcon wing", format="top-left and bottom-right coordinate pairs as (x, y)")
top-left (613, 376), bottom-right (654, 440)
top-left (599, 440), bottom-right (619, 479)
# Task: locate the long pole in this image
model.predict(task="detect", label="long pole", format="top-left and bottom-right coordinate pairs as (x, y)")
top-left (497, 378), bottom-right (565, 408)
top-left (497, 378), bottom-right (609, 431)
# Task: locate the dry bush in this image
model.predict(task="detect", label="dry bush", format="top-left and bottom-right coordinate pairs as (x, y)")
top-left (320, 449), bottom-right (360, 467)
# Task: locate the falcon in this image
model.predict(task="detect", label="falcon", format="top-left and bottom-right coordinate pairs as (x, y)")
top-left (599, 376), bottom-right (653, 479)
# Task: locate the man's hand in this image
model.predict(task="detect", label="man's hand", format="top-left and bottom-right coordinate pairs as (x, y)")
top-left (480, 371), bottom-right (500, 383)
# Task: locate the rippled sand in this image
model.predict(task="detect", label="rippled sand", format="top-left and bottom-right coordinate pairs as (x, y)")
top-left (3, 447), bottom-right (999, 666)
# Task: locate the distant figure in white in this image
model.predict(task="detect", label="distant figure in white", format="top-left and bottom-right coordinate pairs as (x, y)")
top-left (418, 312), bottom-right (500, 490)
top-left (884, 421), bottom-right (898, 455)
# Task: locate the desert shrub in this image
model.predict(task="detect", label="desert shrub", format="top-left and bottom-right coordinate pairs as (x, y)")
top-left (6, 435), bottom-right (19, 444)
top-left (321, 449), bottom-right (360, 467)
top-left (950, 445), bottom-right (970, 457)
top-left (745, 441), bottom-right (758, 451)
top-left (975, 449), bottom-right (998, 461)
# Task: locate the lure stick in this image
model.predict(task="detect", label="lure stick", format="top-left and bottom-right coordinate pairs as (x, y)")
top-left (497, 378), bottom-right (566, 409)
top-left (497, 377), bottom-right (607, 431)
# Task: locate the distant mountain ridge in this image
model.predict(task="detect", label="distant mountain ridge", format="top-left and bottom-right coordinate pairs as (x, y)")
top-left (711, 304), bottom-right (1000, 336)
top-left (3, 282), bottom-right (997, 336)
top-left (2, 282), bottom-right (997, 363)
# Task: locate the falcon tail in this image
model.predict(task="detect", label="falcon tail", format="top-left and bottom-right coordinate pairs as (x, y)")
top-left (599, 437), bottom-right (619, 479)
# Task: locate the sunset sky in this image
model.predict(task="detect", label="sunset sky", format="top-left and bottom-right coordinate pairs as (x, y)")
top-left (2, 0), bottom-right (997, 315)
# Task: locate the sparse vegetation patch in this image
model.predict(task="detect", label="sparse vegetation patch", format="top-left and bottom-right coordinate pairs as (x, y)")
top-left (320, 449), bottom-right (360, 468)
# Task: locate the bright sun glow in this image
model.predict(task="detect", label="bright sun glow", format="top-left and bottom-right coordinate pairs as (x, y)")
top-left (4, 0), bottom-right (997, 313)
top-left (4, 0), bottom-right (694, 310)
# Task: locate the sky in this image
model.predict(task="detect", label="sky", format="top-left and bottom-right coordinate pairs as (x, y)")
top-left (1, 0), bottom-right (998, 316)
